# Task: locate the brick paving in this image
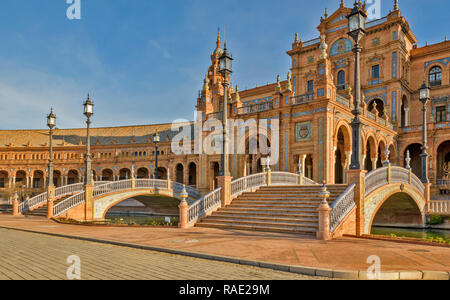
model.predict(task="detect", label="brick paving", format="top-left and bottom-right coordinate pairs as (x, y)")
top-left (0, 228), bottom-right (321, 280)
top-left (0, 214), bottom-right (449, 275)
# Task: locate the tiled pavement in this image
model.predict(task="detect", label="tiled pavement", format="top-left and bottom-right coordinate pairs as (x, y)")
top-left (0, 228), bottom-right (322, 280)
top-left (0, 215), bottom-right (449, 276)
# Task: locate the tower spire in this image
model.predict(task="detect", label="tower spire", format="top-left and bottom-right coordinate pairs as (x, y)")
top-left (394, 0), bottom-right (399, 11)
top-left (216, 27), bottom-right (221, 48)
top-left (340, 0), bottom-right (345, 8)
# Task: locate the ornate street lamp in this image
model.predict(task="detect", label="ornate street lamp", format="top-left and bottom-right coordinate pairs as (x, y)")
top-left (419, 82), bottom-right (431, 183)
top-left (218, 43), bottom-right (233, 177)
top-left (347, 1), bottom-right (367, 170)
top-left (153, 132), bottom-right (160, 179)
top-left (83, 94), bottom-right (94, 185)
top-left (47, 108), bottom-right (56, 187)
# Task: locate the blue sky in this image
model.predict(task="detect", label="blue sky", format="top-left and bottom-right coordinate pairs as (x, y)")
top-left (0, 0), bottom-right (448, 130)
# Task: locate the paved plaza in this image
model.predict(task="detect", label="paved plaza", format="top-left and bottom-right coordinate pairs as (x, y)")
top-left (0, 227), bottom-right (322, 280)
top-left (0, 215), bottom-right (449, 278)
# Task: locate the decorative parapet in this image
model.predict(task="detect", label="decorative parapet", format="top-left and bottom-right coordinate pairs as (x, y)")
top-left (330, 184), bottom-right (356, 233)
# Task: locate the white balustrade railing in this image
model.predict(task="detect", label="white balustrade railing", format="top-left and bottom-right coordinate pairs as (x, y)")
top-left (55, 183), bottom-right (84, 198)
top-left (135, 179), bottom-right (169, 190)
top-left (365, 167), bottom-right (389, 196)
top-left (410, 173), bottom-right (425, 195)
top-left (330, 184), bottom-right (356, 232)
top-left (188, 188), bottom-right (221, 225)
top-left (302, 176), bottom-right (317, 185)
top-left (93, 180), bottom-right (133, 198)
top-left (271, 172), bottom-right (299, 185)
top-left (18, 192), bottom-right (47, 214)
top-left (19, 181), bottom-right (108, 214)
top-left (429, 200), bottom-right (450, 215)
top-left (231, 173), bottom-right (266, 198)
top-left (53, 191), bottom-right (86, 217)
top-left (365, 166), bottom-right (425, 197)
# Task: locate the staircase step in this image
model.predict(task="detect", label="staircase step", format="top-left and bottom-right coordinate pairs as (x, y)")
top-left (196, 222), bottom-right (316, 235)
top-left (220, 207), bottom-right (319, 214)
top-left (196, 184), bottom-right (349, 236)
top-left (212, 211), bottom-right (319, 219)
top-left (229, 203), bottom-right (325, 209)
top-left (204, 215), bottom-right (318, 225)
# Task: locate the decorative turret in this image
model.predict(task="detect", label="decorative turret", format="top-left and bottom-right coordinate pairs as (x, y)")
top-left (285, 72), bottom-right (293, 92)
top-left (202, 76), bottom-right (210, 92)
top-left (275, 75), bottom-right (282, 93)
top-left (234, 85), bottom-right (241, 103)
top-left (212, 29), bottom-right (223, 58)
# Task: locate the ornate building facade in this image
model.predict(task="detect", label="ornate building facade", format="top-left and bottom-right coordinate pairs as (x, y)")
top-left (1, 1), bottom-right (449, 202)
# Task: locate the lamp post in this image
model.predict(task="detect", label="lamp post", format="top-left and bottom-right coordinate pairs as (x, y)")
top-left (47, 108), bottom-right (56, 187)
top-left (153, 132), bottom-right (160, 179)
top-left (218, 43), bottom-right (233, 177)
top-left (347, 1), bottom-right (367, 170)
top-left (419, 82), bottom-right (430, 183)
top-left (83, 94), bottom-right (94, 185)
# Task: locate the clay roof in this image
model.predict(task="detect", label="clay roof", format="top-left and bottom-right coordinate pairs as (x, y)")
top-left (0, 122), bottom-right (194, 148)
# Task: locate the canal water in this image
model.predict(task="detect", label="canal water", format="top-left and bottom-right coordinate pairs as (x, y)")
top-left (105, 212), bottom-right (178, 226)
top-left (372, 226), bottom-right (450, 241)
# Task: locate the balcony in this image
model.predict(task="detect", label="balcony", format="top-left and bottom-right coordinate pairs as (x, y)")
top-left (291, 93), bottom-right (314, 106)
top-left (336, 94), bottom-right (350, 108)
top-left (237, 101), bottom-right (273, 115)
top-left (206, 111), bottom-right (221, 120)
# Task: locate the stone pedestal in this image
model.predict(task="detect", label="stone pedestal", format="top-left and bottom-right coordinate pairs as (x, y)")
top-left (346, 169), bottom-right (367, 236)
top-left (424, 183), bottom-right (432, 213)
top-left (84, 184), bottom-right (94, 221)
top-left (178, 200), bottom-right (189, 229)
top-left (47, 200), bottom-right (54, 219)
top-left (12, 200), bottom-right (19, 216)
top-left (317, 203), bottom-right (331, 240)
top-left (217, 176), bottom-right (233, 208)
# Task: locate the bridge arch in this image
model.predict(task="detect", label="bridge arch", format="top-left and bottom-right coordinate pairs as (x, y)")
top-left (93, 188), bottom-right (192, 220)
top-left (363, 167), bottom-right (426, 234)
top-left (370, 191), bottom-right (424, 232)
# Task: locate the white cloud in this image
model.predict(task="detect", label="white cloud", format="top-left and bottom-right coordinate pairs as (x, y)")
top-left (148, 40), bottom-right (171, 59)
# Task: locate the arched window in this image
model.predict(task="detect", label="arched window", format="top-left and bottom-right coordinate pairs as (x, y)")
top-left (429, 66), bottom-right (442, 87)
top-left (337, 70), bottom-right (345, 90)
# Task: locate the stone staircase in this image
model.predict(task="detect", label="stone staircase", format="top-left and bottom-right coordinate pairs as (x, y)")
top-left (24, 197), bottom-right (66, 218)
top-left (196, 185), bottom-right (348, 235)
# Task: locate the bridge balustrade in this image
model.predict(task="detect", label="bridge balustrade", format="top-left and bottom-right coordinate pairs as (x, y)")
top-left (53, 191), bottom-right (86, 217)
top-left (18, 192), bottom-right (47, 214)
top-left (430, 200), bottom-right (450, 215)
top-left (365, 166), bottom-right (425, 197)
top-left (330, 184), bottom-right (356, 233)
top-left (187, 188), bottom-right (221, 225)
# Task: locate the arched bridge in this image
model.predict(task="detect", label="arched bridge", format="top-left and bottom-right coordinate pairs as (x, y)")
top-left (16, 179), bottom-right (200, 221)
top-left (362, 165), bottom-right (427, 235)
